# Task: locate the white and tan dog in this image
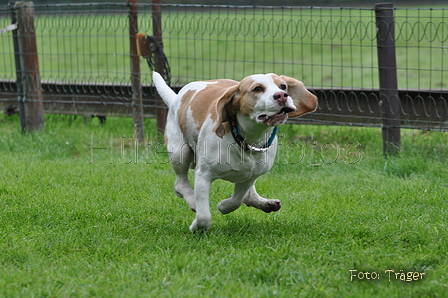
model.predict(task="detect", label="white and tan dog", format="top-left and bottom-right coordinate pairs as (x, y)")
top-left (153, 72), bottom-right (317, 232)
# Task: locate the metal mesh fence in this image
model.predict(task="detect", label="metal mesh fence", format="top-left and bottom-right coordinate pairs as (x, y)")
top-left (1, 3), bottom-right (130, 84)
top-left (0, 3), bottom-right (447, 131)
top-left (161, 6), bottom-right (379, 89)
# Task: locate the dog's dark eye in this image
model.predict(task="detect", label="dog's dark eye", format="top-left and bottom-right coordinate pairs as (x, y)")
top-left (280, 84), bottom-right (287, 90)
top-left (252, 86), bottom-right (264, 93)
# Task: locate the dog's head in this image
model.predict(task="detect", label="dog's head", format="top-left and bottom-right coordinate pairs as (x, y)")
top-left (214, 73), bottom-right (318, 137)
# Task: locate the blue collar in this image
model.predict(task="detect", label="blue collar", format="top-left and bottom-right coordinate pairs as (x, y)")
top-left (228, 110), bottom-right (278, 152)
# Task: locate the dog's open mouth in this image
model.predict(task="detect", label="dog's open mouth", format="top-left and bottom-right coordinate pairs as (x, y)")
top-left (257, 107), bottom-right (295, 125)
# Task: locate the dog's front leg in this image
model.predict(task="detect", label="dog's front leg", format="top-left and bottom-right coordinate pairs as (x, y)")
top-left (243, 185), bottom-right (281, 213)
top-left (217, 179), bottom-right (256, 214)
top-left (189, 172), bottom-right (212, 232)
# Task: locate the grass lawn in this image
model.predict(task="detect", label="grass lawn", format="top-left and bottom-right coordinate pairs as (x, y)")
top-left (0, 114), bottom-right (447, 297)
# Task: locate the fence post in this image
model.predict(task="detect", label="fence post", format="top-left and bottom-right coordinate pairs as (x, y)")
top-left (375, 3), bottom-right (400, 157)
top-left (13, 1), bottom-right (44, 133)
top-left (152, 0), bottom-right (167, 137)
top-left (128, 0), bottom-right (145, 143)
top-left (9, 1), bottom-right (25, 132)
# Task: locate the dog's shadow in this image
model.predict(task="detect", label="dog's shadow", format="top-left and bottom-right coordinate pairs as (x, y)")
top-left (204, 212), bottom-right (309, 239)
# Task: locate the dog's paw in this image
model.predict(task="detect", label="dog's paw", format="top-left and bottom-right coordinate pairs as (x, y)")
top-left (262, 200), bottom-right (281, 213)
top-left (174, 189), bottom-right (196, 212)
top-left (189, 218), bottom-right (211, 232)
top-left (174, 188), bottom-right (184, 198)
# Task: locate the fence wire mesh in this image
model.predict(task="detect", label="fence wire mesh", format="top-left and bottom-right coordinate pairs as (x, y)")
top-left (0, 3), bottom-right (447, 130)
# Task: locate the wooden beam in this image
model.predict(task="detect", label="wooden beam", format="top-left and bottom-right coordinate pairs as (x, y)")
top-left (375, 3), bottom-right (401, 156)
top-left (128, 0), bottom-right (145, 143)
top-left (15, 1), bottom-right (44, 132)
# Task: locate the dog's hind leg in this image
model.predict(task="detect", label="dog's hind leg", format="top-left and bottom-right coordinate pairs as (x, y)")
top-left (170, 142), bottom-right (196, 212)
top-left (243, 185), bottom-right (281, 213)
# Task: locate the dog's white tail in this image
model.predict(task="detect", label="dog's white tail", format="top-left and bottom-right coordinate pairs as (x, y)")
top-left (152, 71), bottom-right (177, 108)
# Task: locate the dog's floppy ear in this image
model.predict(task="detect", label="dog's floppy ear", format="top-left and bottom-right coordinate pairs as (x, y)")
top-left (281, 75), bottom-right (318, 118)
top-left (213, 84), bottom-right (240, 138)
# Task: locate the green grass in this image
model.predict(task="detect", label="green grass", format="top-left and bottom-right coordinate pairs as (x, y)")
top-left (0, 114), bottom-right (447, 297)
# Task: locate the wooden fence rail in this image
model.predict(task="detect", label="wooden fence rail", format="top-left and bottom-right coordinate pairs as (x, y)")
top-left (1, 81), bottom-right (447, 130)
